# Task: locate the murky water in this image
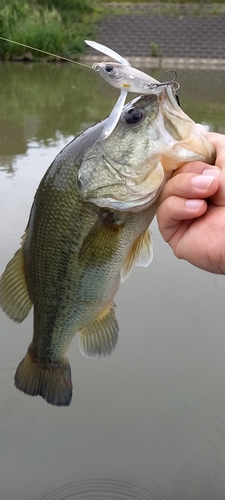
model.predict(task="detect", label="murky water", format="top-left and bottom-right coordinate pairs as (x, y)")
top-left (0, 62), bottom-right (225, 500)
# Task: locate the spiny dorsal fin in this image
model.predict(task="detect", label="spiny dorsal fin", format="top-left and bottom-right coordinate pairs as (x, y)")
top-left (0, 233), bottom-right (33, 322)
top-left (79, 302), bottom-right (118, 358)
top-left (14, 345), bottom-right (73, 407)
top-left (121, 228), bottom-right (153, 283)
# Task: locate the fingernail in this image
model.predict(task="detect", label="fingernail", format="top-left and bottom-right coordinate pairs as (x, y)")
top-left (185, 199), bottom-right (205, 209)
top-left (191, 175), bottom-right (215, 189)
top-left (202, 167), bottom-right (221, 178)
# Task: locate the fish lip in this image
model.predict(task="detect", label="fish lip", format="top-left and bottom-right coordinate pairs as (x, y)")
top-left (160, 84), bottom-right (181, 111)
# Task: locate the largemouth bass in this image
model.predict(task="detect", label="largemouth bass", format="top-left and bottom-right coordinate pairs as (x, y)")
top-left (0, 87), bottom-right (215, 407)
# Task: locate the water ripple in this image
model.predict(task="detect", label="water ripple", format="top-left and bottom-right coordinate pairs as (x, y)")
top-left (26, 477), bottom-right (176, 500)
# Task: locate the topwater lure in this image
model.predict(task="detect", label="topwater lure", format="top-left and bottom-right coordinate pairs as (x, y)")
top-left (85, 40), bottom-right (180, 139)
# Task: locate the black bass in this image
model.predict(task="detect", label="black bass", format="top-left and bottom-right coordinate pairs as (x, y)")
top-left (0, 87), bottom-right (215, 406)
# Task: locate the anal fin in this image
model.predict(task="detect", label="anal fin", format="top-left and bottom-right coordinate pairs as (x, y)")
top-left (121, 228), bottom-right (153, 283)
top-left (0, 233), bottom-right (32, 322)
top-left (79, 302), bottom-right (118, 358)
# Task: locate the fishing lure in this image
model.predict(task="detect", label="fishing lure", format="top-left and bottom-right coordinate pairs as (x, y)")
top-left (85, 40), bottom-right (180, 139)
top-left (85, 40), bottom-right (131, 139)
top-left (93, 62), bottom-right (179, 94)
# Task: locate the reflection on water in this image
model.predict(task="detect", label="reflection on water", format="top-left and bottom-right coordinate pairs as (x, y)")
top-left (1, 62), bottom-right (225, 499)
top-left (0, 63), bottom-right (225, 175)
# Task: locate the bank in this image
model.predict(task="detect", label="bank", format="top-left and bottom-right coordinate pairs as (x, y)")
top-left (81, 2), bottom-right (225, 69)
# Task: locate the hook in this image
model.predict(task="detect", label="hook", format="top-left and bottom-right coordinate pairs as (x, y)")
top-left (146, 69), bottom-right (180, 91)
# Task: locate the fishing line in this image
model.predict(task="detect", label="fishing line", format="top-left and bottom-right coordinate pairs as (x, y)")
top-left (0, 36), bottom-right (92, 69)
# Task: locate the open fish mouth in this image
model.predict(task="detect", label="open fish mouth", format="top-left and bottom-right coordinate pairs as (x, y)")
top-left (78, 87), bottom-right (215, 212)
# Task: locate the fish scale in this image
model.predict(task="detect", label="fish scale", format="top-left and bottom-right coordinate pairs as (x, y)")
top-left (0, 89), bottom-right (215, 406)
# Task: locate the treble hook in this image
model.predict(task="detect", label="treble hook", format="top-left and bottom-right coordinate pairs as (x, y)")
top-left (146, 69), bottom-right (180, 91)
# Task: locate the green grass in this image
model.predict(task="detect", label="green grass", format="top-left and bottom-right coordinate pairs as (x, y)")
top-left (1, 0), bottom-right (224, 59)
top-left (97, 1), bottom-right (225, 17)
top-left (99, 0), bottom-right (225, 3)
top-left (0, 0), bottom-right (97, 60)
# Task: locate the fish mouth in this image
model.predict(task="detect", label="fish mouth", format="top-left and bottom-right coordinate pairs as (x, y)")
top-left (157, 86), bottom-right (216, 168)
top-left (78, 88), bottom-right (215, 212)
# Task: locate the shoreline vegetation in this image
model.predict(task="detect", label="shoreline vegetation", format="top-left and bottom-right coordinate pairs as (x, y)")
top-left (0, 0), bottom-right (97, 61)
top-left (0, 1), bottom-right (225, 61)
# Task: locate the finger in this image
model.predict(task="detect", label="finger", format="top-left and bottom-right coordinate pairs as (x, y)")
top-left (159, 170), bottom-right (221, 205)
top-left (157, 195), bottom-right (207, 244)
top-left (194, 123), bottom-right (209, 135)
top-left (171, 161), bottom-right (221, 177)
top-left (204, 132), bottom-right (225, 205)
top-left (205, 132), bottom-right (225, 163)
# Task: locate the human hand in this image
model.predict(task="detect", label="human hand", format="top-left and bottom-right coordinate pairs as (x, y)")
top-left (156, 132), bottom-right (225, 274)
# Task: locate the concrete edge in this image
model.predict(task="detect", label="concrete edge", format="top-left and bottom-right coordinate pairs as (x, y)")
top-left (80, 55), bottom-right (225, 70)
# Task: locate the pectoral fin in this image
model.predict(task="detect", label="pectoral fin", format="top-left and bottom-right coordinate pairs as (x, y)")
top-left (79, 302), bottom-right (118, 358)
top-left (121, 228), bottom-right (153, 282)
top-left (0, 233), bottom-right (32, 322)
top-left (79, 212), bottom-right (123, 267)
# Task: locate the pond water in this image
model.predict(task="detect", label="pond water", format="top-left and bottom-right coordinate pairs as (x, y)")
top-left (0, 62), bottom-right (225, 500)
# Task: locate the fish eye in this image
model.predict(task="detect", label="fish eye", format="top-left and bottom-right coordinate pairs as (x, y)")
top-left (125, 108), bottom-right (143, 124)
top-left (105, 64), bottom-right (114, 74)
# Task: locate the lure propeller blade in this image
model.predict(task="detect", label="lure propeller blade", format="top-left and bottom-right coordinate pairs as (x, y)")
top-left (85, 41), bottom-right (131, 139)
top-left (85, 40), bottom-right (130, 67)
top-left (101, 89), bottom-right (127, 140)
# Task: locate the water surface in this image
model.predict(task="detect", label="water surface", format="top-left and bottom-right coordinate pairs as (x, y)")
top-left (1, 62), bottom-right (225, 500)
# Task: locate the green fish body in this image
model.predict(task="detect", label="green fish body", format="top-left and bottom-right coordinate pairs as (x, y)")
top-left (0, 89), bottom-right (215, 406)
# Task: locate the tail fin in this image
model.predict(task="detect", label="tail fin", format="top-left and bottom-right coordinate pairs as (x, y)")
top-left (14, 346), bottom-right (73, 407)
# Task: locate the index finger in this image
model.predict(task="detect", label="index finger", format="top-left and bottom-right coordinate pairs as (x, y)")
top-left (205, 132), bottom-right (225, 171)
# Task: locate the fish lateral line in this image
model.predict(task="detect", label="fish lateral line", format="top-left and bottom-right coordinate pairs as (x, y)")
top-left (0, 36), bottom-right (92, 69)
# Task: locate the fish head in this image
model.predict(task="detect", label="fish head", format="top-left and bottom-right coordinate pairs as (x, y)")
top-left (78, 86), bottom-right (215, 212)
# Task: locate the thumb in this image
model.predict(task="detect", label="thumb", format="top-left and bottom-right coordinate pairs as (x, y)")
top-left (205, 132), bottom-right (225, 206)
